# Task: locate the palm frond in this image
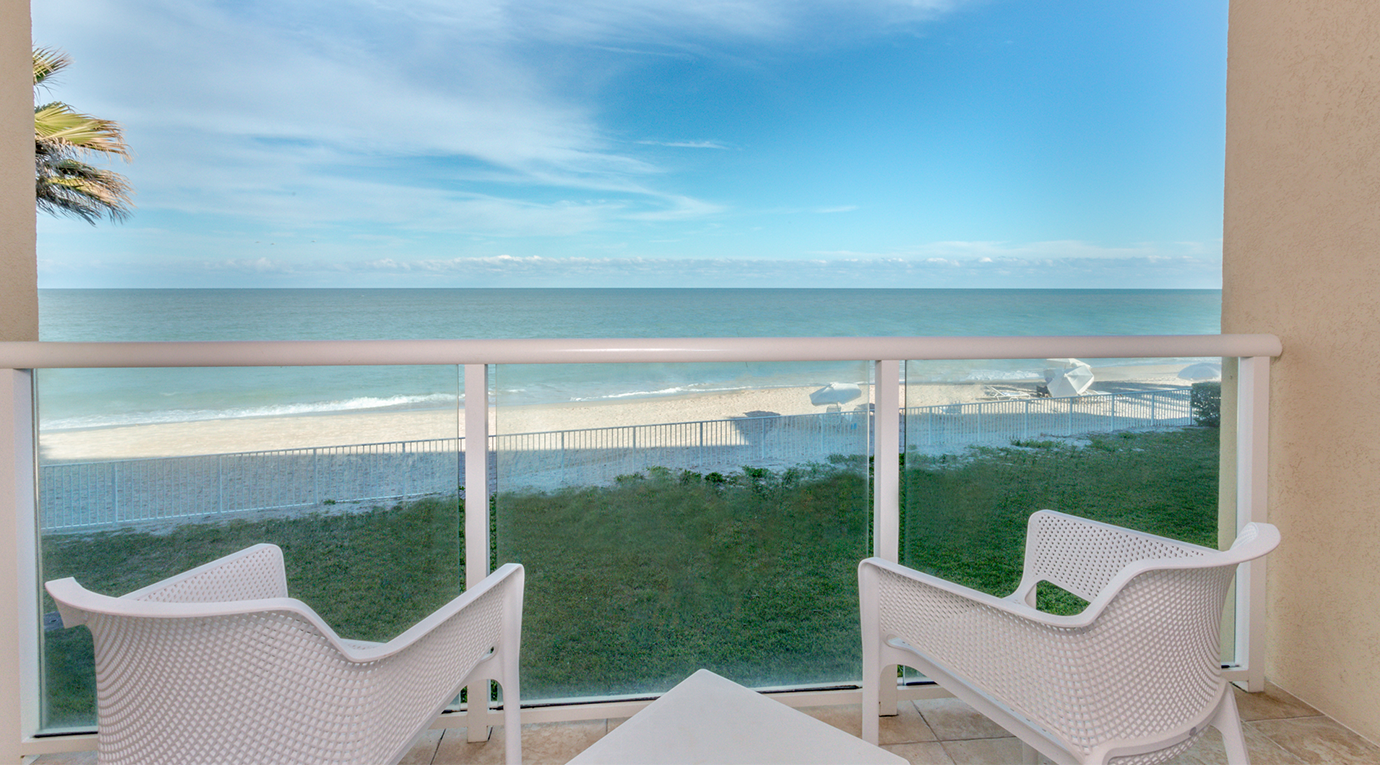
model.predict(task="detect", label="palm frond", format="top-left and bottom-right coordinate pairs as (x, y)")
top-left (33, 47), bottom-right (71, 88)
top-left (34, 102), bottom-right (130, 158)
top-left (33, 45), bottom-right (134, 224)
top-left (35, 157), bottom-right (134, 223)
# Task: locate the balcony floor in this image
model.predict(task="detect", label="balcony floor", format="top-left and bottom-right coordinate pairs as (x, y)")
top-left (27, 682), bottom-right (1379, 765)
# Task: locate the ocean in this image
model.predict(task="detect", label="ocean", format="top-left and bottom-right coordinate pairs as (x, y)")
top-left (36, 288), bottom-right (1221, 430)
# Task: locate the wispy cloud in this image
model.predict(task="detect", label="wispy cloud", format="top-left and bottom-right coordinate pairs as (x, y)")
top-left (810, 239), bottom-right (1224, 261)
top-left (35, 0), bottom-right (1223, 295)
top-left (637, 140), bottom-right (733, 149)
top-left (36, 0), bottom-right (973, 242)
top-left (38, 241), bottom-right (1222, 290)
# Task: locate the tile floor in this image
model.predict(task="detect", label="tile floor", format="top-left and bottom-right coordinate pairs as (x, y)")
top-left (27, 683), bottom-right (1380, 765)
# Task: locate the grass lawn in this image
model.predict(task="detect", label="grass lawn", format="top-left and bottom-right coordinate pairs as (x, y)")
top-left (39, 498), bottom-right (461, 728)
top-left (902, 427), bottom-right (1220, 612)
top-left (37, 426), bottom-right (1219, 726)
top-left (496, 462), bottom-right (870, 700)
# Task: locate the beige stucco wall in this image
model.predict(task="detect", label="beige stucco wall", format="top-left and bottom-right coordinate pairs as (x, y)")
top-left (0, 5), bottom-right (31, 762)
top-left (0, 1), bottom-right (35, 341)
top-left (1223, 0), bottom-right (1380, 743)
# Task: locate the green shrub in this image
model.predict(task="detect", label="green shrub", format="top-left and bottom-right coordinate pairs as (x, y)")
top-left (1191, 381), bottom-right (1222, 427)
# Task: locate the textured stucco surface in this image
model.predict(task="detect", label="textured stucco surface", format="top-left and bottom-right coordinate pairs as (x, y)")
top-left (0, 4), bottom-right (32, 762)
top-left (1223, 0), bottom-right (1380, 743)
top-left (0, 2), bottom-right (35, 341)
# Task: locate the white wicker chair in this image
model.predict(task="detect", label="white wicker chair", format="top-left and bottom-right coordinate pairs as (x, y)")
top-left (46, 543), bottom-right (524, 765)
top-left (859, 510), bottom-right (1279, 765)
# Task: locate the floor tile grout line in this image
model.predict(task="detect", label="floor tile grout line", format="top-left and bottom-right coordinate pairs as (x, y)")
top-left (908, 698), bottom-right (947, 745)
top-left (1248, 715), bottom-right (1380, 760)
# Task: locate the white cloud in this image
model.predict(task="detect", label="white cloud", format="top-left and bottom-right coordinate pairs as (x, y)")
top-left (811, 239), bottom-right (1225, 262)
top-left (34, 0), bottom-right (975, 241)
top-left (637, 140), bottom-right (732, 149)
top-left (38, 243), bottom-right (1223, 290)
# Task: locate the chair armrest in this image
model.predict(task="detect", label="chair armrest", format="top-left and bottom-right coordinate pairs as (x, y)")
top-left (861, 557), bottom-right (1089, 630)
top-left (48, 561), bottom-right (526, 664)
top-left (342, 563), bottom-right (525, 662)
top-left (46, 575), bottom-right (351, 639)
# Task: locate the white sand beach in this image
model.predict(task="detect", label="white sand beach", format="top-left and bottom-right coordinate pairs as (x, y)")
top-left (37, 364), bottom-right (1200, 463)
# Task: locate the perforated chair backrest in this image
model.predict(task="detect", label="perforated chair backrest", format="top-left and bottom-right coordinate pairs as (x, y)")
top-left (1021, 511), bottom-right (1209, 602)
top-left (47, 545), bottom-right (522, 765)
top-left (124, 542), bottom-right (289, 603)
top-left (874, 512), bottom-right (1278, 762)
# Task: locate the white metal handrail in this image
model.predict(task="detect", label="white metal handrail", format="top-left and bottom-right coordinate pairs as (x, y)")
top-left (0, 334), bottom-right (1280, 368)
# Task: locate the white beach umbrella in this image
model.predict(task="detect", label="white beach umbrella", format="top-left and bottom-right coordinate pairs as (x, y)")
top-left (810, 382), bottom-right (862, 407)
top-left (1178, 362), bottom-right (1222, 381)
top-left (1043, 359), bottom-right (1095, 398)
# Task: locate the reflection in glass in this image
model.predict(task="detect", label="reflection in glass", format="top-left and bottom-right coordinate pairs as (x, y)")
top-left (35, 366), bottom-right (462, 730)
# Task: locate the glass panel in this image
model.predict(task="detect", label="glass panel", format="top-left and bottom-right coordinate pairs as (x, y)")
top-left (35, 365), bottom-right (462, 731)
top-left (495, 361), bottom-right (871, 701)
top-left (900, 355), bottom-right (1227, 645)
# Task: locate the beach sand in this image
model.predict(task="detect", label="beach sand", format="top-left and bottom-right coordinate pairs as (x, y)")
top-left (38, 364), bottom-right (1200, 463)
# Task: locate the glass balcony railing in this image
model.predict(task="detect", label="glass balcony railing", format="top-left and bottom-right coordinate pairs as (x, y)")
top-left (34, 365), bottom-right (464, 730)
top-left (0, 335), bottom-right (1280, 746)
top-left (494, 361), bottom-right (872, 702)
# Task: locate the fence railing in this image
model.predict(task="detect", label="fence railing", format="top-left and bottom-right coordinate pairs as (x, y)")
top-left (38, 440), bottom-right (465, 530)
top-left (38, 387), bottom-right (1193, 531)
top-left (905, 387), bottom-right (1191, 449)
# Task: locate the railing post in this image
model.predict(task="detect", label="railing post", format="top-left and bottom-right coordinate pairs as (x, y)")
top-left (1, 370), bottom-right (39, 748)
top-left (698, 421), bottom-right (704, 471)
top-left (463, 363), bottom-right (497, 739)
top-left (873, 361), bottom-right (901, 716)
top-left (874, 360), bottom-right (901, 564)
top-left (1236, 356), bottom-right (1270, 692)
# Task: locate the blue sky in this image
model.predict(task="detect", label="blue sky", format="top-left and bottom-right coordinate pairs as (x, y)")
top-left (34, 0), bottom-right (1228, 289)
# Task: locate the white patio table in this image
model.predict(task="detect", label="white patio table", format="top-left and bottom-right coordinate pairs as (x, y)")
top-left (567, 669), bottom-right (906, 765)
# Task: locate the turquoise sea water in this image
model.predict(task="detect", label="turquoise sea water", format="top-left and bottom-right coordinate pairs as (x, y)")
top-left (37, 289), bottom-right (1220, 429)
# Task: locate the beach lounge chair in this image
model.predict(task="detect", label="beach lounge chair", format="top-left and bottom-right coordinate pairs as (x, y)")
top-left (859, 510), bottom-right (1279, 764)
top-left (46, 544), bottom-right (524, 765)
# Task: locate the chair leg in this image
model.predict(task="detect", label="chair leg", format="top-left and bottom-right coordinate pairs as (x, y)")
top-left (466, 681), bottom-right (489, 742)
top-left (879, 664), bottom-right (899, 717)
top-left (861, 663), bottom-right (880, 745)
top-left (502, 671), bottom-right (521, 762)
top-left (859, 565), bottom-right (882, 745)
top-left (1211, 690), bottom-right (1251, 765)
top-left (503, 687), bottom-right (522, 765)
